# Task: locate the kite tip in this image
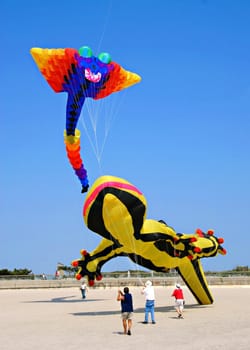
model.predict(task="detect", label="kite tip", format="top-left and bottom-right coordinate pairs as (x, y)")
top-left (81, 185), bottom-right (89, 193)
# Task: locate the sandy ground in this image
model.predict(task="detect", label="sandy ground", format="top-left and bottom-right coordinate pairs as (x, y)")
top-left (0, 285), bottom-right (250, 350)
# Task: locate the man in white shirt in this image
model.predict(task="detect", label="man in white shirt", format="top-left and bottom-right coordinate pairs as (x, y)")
top-left (141, 280), bottom-right (156, 324)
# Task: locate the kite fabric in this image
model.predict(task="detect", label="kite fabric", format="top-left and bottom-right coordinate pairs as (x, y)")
top-left (30, 46), bottom-right (141, 192)
top-left (72, 175), bottom-right (226, 305)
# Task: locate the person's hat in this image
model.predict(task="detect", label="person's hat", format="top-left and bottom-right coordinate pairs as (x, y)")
top-left (176, 283), bottom-right (181, 288)
top-left (145, 280), bottom-right (152, 287)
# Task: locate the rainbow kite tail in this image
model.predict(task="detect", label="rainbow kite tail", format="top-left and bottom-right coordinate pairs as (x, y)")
top-left (64, 129), bottom-right (89, 193)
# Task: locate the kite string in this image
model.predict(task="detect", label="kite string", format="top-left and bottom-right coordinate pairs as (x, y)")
top-left (78, 1), bottom-right (145, 282)
top-left (80, 89), bottom-right (127, 168)
top-left (96, 0), bottom-right (113, 54)
top-left (81, 94), bottom-right (146, 283)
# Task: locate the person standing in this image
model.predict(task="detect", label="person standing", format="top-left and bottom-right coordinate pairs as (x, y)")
top-left (171, 283), bottom-right (185, 318)
top-left (117, 287), bottom-right (134, 335)
top-left (141, 280), bottom-right (156, 324)
top-left (80, 281), bottom-right (88, 299)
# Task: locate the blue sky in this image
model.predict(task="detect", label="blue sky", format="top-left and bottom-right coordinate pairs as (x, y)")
top-left (1, 0), bottom-right (250, 275)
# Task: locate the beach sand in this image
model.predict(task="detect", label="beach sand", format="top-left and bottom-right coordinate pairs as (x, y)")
top-left (1, 285), bottom-right (249, 350)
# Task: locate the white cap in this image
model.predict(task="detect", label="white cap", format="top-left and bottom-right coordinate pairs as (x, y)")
top-left (176, 283), bottom-right (181, 288)
top-left (145, 280), bottom-right (152, 287)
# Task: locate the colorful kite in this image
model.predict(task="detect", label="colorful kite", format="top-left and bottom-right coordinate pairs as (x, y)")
top-left (30, 46), bottom-right (141, 192)
top-left (72, 175), bottom-right (226, 305)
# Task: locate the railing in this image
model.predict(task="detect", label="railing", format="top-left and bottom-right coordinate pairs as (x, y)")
top-left (0, 271), bottom-right (250, 281)
top-left (0, 273), bottom-right (250, 289)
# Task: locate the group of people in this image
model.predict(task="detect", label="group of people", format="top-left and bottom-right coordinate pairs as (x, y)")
top-left (117, 281), bottom-right (185, 336)
top-left (79, 279), bottom-right (184, 335)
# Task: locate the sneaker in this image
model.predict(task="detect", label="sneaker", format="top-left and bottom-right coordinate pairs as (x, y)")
top-left (142, 321), bottom-right (148, 324)
top-left (152, 321), bottom-right (156, 324)
top-left (127, 330), bottom-right (131, 335)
